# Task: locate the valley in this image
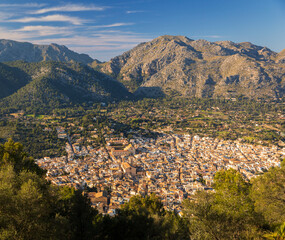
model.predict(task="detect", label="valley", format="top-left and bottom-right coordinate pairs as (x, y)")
top-left (0, 36), bottom-right (285, 239)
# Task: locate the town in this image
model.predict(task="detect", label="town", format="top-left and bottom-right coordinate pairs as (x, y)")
top-left (37, 132), bottom-right (284, 215)
top-left (2, 98), bottom-right (285, 215)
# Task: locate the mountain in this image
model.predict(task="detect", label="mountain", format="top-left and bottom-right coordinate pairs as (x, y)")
top-left (0, 61), bottom-right (131, 112)
top-left (94, 35), bottom-right (285, 99)
top-left (0, 39), bottom-right (94, 64)
top-left (0, 62), bottom-right (31, 99)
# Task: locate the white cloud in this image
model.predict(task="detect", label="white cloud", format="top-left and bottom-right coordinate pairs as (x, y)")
top-left (0, 24), bottom-right (151, 51)
top-left (33, 34), bottom-right (151, 47)
top-left (0, 17), bottom-right (152, 60)
top-left (0, 27), bottom-right (35, 40)
top-left (32, 4), bottom-right (106, 14)
top-left (16, 25), bottom-right (73, 36)
top-left (126, 10), bottom-right (145, 14)
top-left (8, 14), bottom-right (87, 25)
top-left (0, 3), bottom-right (46, 8)
top-left (92, 23), bottom-right (134, 28)
top-left (0, 12), bottom-right (15, 21)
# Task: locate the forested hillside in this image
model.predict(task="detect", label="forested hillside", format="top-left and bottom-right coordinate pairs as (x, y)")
top-left (0, 62), bottom-right (30, 99)
top-left (0, 61), bottom-right (131, 113)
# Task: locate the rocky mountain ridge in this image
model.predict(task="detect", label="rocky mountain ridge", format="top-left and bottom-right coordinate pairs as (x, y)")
top-left (0, 39), bottom-right (94, 64)
top-left (94, 35), bottom-right (285, 99)
top-left (1, 36), bottom-right (285, 102)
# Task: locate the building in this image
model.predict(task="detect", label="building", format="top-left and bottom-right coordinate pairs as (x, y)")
top-left (121, 162), bottom-right (136, 176)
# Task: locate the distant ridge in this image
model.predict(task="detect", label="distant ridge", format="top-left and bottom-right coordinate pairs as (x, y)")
top-left (0, 39), bottom-right (94, 64)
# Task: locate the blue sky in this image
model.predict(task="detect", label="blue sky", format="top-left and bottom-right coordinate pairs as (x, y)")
top-left (0, 0), bottom-right (285, 61)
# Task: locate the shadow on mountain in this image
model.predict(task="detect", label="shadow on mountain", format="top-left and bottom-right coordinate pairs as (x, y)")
top-left (0, 62), bottom-right (32, 99)
top-left (134, 87), bottom-right (165, 99)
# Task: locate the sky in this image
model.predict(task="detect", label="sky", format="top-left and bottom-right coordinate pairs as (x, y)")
top-left (0, 0), bottom-right (285, 61)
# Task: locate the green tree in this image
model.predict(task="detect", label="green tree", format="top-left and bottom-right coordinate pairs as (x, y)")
top-left (55, 186), bottom-right (98, 240)
top-left (115, 194), bottom-right (165, 240)
top-left (94, 194), bottom-right (189, 240)
top-left (264, 222), bottom-right (285, 240)
top-left (183, 169), bottom-right (263, 239)
top-left (251, 161), bottom-right (285, 225)
top-left (0, 139), bottom-right (44, 175)
top-left (0, 165), bottom-right (60, 240)
top-left (0, 139), bottom-right (98, 240)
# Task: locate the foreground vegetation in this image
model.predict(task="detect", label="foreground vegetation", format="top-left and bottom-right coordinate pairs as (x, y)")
top-left (0, 139), bottom-right (284, 239)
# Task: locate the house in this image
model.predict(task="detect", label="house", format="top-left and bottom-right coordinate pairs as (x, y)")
top-left (124, 144), bottom-right (136, 155)
top-left (88, 191), bottom-right (108, 207)
top-left (121, 162), bottom-right (136, 176)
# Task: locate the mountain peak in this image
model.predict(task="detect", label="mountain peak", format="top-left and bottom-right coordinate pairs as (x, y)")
top-left (156, 35), bottom-right (194, 42)
top-left (0, 39), bottom-right (94, 64)
top-left (96, 35), bottom-right (284, 99)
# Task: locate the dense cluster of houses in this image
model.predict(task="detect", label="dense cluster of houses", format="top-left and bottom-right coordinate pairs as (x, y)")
top-left (37, 133), bottom-right (284, 214)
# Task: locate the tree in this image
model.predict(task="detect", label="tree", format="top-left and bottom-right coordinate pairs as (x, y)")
top-left (0, 165), bottom-right (59, 240)
top-left (0, 139), bottom-right (98, 240)
top-left (55, 186), bottom-right (98, 240)
top-left (251, 162), bottom-right (285, 226)
top-left (264, 222), bottom-right (285, 240)
top-left (0, 139), bottom-right (44, 175)
top-left (183, 191), bottom-right (219, 240)
top-left (183, 169), bottom-right (263, 239)
top-left (94, 194), bottom-right (189, 240)
top-left (114, 194), bottom-right (165, 240)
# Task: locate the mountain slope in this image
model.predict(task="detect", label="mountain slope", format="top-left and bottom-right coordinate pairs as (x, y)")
top-left (0, 61), bottom-right (131, 112)
top-left (94, 35), bottom-right (285, 99)
top-left (0, 39), bottom-right (94, 64)
top-left (0, 62), bottom-right (31, 99)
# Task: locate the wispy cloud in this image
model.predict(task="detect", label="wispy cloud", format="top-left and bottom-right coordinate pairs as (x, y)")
top-left (16, 25), bottom-right (73, 36)
top-left (0, 24), bottom-right (152, 60)
top-left (92, 22), bottom-right (134, 28)
top-left (8, 14), bottom-right (87, 25)
top-left (0, 12), bottom-right (15, 21)
top-left (33, 33), bottom-right (151, 47)
top-left (31, 4), bottom-right (106, 14)
top-left (0, 27), bottom-right (36, 41)
top-left (126, 10), bottom-right (145, 14)
top-left (0, 3), bottom-right (46, 8)
top-left (0, 2), bottom-right (150, 60)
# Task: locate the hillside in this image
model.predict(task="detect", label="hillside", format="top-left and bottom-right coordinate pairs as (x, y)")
top-left (0, 39), bottom-right (94, 64)
top-left (0, 61), bottom-right (131, 113)
top-left (0, 62), bottom-right (31, 99)
top-left (94, 35), bottom-right (285, 99)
